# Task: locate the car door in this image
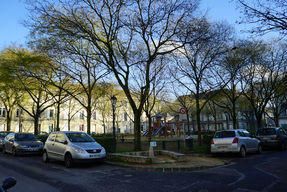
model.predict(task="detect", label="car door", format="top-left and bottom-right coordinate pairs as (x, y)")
top-left (45, 133), bottom-right (57, 159)
top-left (278, 128), bottom-right (287, 145)
top-left (5, 133), bottom-right (15, 153)
top-left (244, 130), bottom-right (258, 151)
top-left (53, 133), bottom-right (68, 161)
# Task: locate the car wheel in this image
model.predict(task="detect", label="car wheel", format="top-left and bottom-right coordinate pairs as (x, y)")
top-left (239, 146), bottom-right (246, 157)
top-left (257, 144), bottom-right (262, 154)
top-left (65, 153), bottom-right (74, 168)
top-left (281, 142), bottom-right (285, 151)
top-left (12, 147), bottom-right (17, 157)
top-left (42, 150), bottom-right (50, 163)
top-left (2, 145), bottom-right (6, 154)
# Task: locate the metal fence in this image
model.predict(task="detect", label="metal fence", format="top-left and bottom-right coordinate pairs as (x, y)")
top-left (116, 139), bottom-right (194, 153)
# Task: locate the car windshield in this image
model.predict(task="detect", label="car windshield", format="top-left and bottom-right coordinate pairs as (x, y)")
top-left (15, 134), bottom-right (37, 141)
top-left (0, 133), bottom-right (10, 137)
top-left (256, 128), bottom-right (276, 136)
top-left (66, 133), bottom-right (95, 142)
top-left (214, 131), bottom-right (235, 138)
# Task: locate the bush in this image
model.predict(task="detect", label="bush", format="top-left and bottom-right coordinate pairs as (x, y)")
top-left (91, 132), bottom-right (115, 137)
top-left (202, 134), bottom-right (214, 151)
top-left (36, 135), bottom-right (48, 144)
top-left (93, 137), bottom-right (117, 153)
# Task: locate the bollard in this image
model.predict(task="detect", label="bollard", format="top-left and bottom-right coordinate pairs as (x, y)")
top-left (177, 140), bottom-right (180, 153)
top-left (162, 141), bottom-right (165, 150)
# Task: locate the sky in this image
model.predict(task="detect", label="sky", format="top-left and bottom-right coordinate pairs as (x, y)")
top-left (0, 0), bottom-right (251, 49)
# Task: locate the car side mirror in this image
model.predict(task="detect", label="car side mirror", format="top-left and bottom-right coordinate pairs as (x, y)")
top-left (1, 177), bottom-right (16, 191)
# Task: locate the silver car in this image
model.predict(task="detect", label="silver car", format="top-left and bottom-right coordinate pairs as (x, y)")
top-left (2, 133), bottom-right (44, 156)
top-left (43, 131), bottom-right (106, 168)
top-left (0, 131), bottom-right (14, 150)
top-left (211, 129), bottom-right (262, 157)
top-left (255, 127), bottom-right (287, 150)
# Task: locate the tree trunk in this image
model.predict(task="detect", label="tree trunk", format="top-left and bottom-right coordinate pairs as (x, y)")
top-left (6, 109), bottom-right (12, 132)
top-left (56, 103), bottom-right (60, 129)
top-left (34, 115), bottom-right (39, 135)
top-left (133, 111), bottom-right (142, 151)
top-left (148, 115), bottom-right (152, 143)
top-left (86, 107), bottom-right (91, 135)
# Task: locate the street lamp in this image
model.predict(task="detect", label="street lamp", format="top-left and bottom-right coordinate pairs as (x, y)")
top-left (111, 95), bottom-right (117, 139)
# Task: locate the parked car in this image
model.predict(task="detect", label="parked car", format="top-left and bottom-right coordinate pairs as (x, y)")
top-left (211, 129), bottom-right (262, 157)
top-left (2, 133), bottom-right (44, 157)
top-left (255, 127), bottom-right (287, 150)
top-left (42, 131), bottom-right (106, 168)
top-left (0, 131), bottom-right (14, 150)
top-left (39, 131), bottom-right (49, 136)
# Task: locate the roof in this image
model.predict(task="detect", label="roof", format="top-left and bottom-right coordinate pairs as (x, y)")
top-left (151, 114), bottom-right (166, 118)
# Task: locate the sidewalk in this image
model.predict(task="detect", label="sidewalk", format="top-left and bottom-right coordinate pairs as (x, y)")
top-left (105, 152), bottom-right (231, 172)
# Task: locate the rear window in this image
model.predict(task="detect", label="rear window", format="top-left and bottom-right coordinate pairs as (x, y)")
top-left (256, 128), bottom-right (276, 136)
top-left (214, 131), bottom-right (235, 138)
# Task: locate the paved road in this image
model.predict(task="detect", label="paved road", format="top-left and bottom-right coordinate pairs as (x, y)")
top-left (0, 150), bottom-right (286, 192)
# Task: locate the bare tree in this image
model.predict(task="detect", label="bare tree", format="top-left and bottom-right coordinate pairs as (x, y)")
top-left (171, 19), bottom-right (236, 145)
top-left (5, 47), bottom-right (56, 135)
top-left (23, 0), bottom-right (201, 151)
top-left (240, 40), bottom-right (287, 129)
top-left (266, 91), bottom-right (287, 127)
top-left (236, 0), bottom-right (287, 37)
top-left (0, 46), bottom-right (25, 131)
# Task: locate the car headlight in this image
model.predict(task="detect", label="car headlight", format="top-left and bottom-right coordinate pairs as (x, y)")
top-left (102, 148), bottom-right (106, 153)
top-left (74, 148), bottom-right (86, 153)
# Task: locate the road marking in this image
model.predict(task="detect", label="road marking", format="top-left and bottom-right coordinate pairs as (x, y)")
top-left (228, 169), bottom-right (245, 186)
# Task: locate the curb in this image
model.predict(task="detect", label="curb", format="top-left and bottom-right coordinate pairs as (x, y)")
top-left (104, 160), bottom-right (231, 172)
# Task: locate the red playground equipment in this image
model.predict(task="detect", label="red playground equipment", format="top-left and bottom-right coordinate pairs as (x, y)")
top-left (150, 114), bottom-right (185, 137)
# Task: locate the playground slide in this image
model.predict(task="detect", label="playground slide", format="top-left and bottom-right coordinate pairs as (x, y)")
top-left (151, 126), bottom-right (163, 137)
top-left (142, 131), bottom-right (148, 137)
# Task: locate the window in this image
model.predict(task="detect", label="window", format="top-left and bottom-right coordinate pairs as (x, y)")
top-left (278, 128), bottom-right (287, 135)
top-left (122, 113), bottom-right (128, 121)
top-left (238, 131), bottom-right (245, 137)
top-left (243, 130), bottom-right (251, 137)
top-left (215, 131), bottom-right (235, 138)
top-left (79, 111), bottom-right (85, 120)
top-left (79, 124), bottom-right (84, 131)
top-left (0, 107), bottom-right (6, 117)
top-left (48, 133), bottom-right (57, 141)
top-left (55, 133), bottom-right (67, 143)
top-left (124, 125), bottom-right (128, 133)
top-left (256, 128), bottom-right (276, 136)
top-left (47, 109), bottom-right (54, 119)
top-left (92, 112), bottom-right (97, 120)
top-left (16, 108), bottom-right (23, 118)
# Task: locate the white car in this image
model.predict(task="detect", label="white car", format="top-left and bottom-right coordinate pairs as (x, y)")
top-left (211, 129), bottom-right (262, 157)
top-left (43, 131), bottom-right (106, 168)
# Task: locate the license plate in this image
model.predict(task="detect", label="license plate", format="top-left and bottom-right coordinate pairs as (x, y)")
top-left (218, 147), bottom-right (227, 150)
top-left (89, 154), bottom-right (99, 158)
top-left (263, 137), bottom-right (270, 140)
top-left (28, 148), bottom-right (36, 151)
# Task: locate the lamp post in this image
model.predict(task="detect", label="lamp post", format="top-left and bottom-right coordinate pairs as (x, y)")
top-left (111, 95), bottom-right (117, 139)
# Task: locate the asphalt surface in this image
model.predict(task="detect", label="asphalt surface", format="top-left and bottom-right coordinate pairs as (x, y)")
top-left (1, 148), bottom-right (286, 192)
